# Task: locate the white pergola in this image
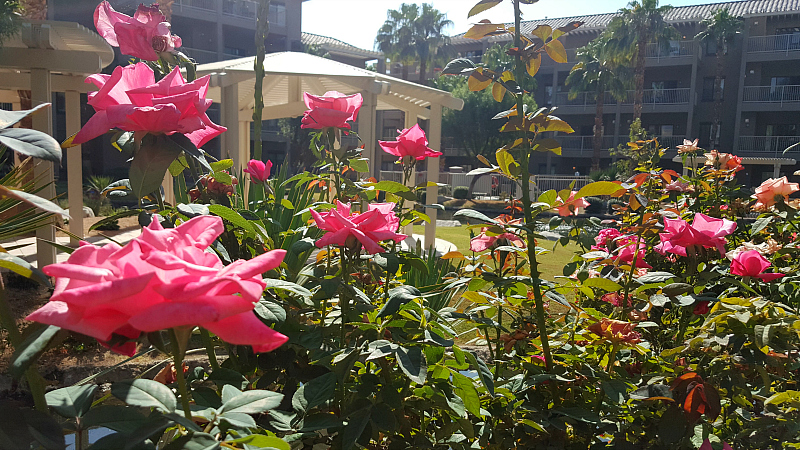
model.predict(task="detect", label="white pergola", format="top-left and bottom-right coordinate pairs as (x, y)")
top-left (0, 20), bottom-right (115, 267)
top-left (196, 52), bottom-right (464, 248)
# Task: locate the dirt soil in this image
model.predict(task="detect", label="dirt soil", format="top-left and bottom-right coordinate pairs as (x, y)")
top-left (54, 215), bottom-right (141, 239)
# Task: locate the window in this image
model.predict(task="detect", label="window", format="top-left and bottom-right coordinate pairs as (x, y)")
top-left (0, 103), bottom-right (11, 111)
top-left (544, 85), bottom-right (553, 105)
top-left (702, 77), bottom-right (725, 102)
top-left (269, 3), bottom-right (286, 27)
top-left (699, 122), bottom-right (720, 148)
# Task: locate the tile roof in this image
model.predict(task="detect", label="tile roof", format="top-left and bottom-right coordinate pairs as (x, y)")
top-left (301, 32), bottom-right (383, 59)
top-left (451, 0), bottom-right (800, 42)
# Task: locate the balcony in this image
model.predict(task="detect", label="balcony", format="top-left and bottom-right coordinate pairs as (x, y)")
top-left (555, 135), bottom-right (687, 156)
top-left (645, 41), bottom-right (693, 64)
top-left (553, 88), bottom-right (691, 113)
top-left (738, 136), bottom-right (800, 156)
top-left (746, 35), bottom-right (800, 61)
top-left (175, 0), bottom-right (284, 24)
top-left (742, 85), bottom-right (800, 110)
top-left (174, 0), bottom-right (215, 12)
top-left (222, 0), bottom-right (257, 19)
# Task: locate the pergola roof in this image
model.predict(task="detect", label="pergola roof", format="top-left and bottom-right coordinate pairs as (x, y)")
top-left (197, 51), bottom-right (463, 121)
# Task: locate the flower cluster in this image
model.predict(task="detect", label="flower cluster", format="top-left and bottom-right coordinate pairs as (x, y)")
top-left (655, 213), bottom-right (736, 257)
top-left (27, 216), bottom-right (288, 356)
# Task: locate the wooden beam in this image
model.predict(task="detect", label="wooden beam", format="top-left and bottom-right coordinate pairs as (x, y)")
top-left (260, 101), bottom-right (307, 121)
top-left (65, 91), bottom-right (83, 244)
top-left (0, 71), bottom-right (96, 93)
top-left (0, 48), bottom-right (105, 74)
top-left (425, 103), bottom-right (442, 250)
top-left (31, 68), bottom-right (55, 268)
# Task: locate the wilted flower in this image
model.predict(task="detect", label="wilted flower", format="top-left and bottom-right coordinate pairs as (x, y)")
top-left (554, 191), bottom-right (590, 216)
top-left (601, 292), bottom-right (631, 307)
top-left (753, 176), bottom-right (799, 209)
top-left (587, 318), bottom-right (642, 345)
top-left (693, 301), bottom-right (710, 315)
top-left (665, 179), bottom-right (692, 193)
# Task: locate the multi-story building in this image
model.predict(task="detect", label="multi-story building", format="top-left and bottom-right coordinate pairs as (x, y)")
top-left (448, 0), bottom-right (800, 184)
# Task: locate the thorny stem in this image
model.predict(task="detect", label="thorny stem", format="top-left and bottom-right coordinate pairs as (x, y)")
top-left (199, 328), bottom-right (220, 371)
top-left (513, 0), bottom-right (553, 372)
top-left (169, 328), bottom-right (193, 421)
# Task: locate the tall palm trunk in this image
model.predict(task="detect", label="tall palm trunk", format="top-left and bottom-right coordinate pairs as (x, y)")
top-left (593, 84), bottom-right (605, 172)
top-left (633, 32), bottom-right (647, 121)
top-left (419, 57), bottom-right (427, 85)
top-left (713, 43), bottom-right (724, 147)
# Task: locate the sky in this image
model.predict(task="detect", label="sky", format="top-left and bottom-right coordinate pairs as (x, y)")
top-left (302, 0), bottom-right (733, 51)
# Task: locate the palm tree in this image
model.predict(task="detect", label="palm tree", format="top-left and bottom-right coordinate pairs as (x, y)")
top-left (696, 7), bottom-right (742, 147)
top-left (376, 4), bottom-right (418, 80)
top-left (607, 0), bottom-right (677, 121)
top-left (413, 4), bottom-right (452, 84)
top-left (567, 38), bottom-right (630, 171)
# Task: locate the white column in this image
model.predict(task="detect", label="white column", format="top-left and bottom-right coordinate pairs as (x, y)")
top-left (161, 173), bottom-right (175, 206)
top-left (358, 92), bottom-right (378, 178)
top-left (31, 68), bottom-right (55, 267)
top-left (774, 163), bottom-right (781, 178)
top-left (403, 111), bottom-right (417, 237)
top-left (65, 91), bottom-right (83, 244)
top-left (425, 103), bottom-right (441, 251)
top-left (221, 83), bottom-right (240, 169)
top-left (239, 120), bottom-right (251, 203)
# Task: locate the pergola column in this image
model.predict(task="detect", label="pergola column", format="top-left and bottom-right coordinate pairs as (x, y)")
top-left (31, 68), bottom-right (55, 268)
top-left (65, 90), bottom-right (83, 244)
top-left (774, 162), bottom-right (781, 178)
top-left (358, 92), bottom-right (378, 179)
top-left (239, 120), bottom-right (251, 202)
top-left (221, 82), bottom-right (240, 169)
top-left (424, 103), bottom-right (441, 251)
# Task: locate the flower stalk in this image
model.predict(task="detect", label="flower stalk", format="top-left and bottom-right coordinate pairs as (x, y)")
top-left (169, 328), bottom-right (193, 421)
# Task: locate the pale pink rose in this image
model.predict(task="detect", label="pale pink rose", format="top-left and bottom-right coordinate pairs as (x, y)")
top-left (677, 138), bottom-right (700, 154)
top-left (73, 64), bottom-right (225, 148)
top-left (379, 124), bottom-right (442, 161)
top-left (470, 215), bottom-right (524, 252)
top-left (300, 91), bottom-right (362, 129)
top-left (753, 176), bottom-right (800, 209)
top-left (665, 179), bottom-right (692, 193)
top-left (704, 150), bottom-right (743, 173)
top-left (592, 228), bottom-right (650, 269)
top-left (655, 213), bottom-right (736, 257)
top-left (730, 250), bottom-right (784, 282)
top-left (311, 201), bottom-right (406, 253)
top-left (244, 159), bottom-right (273, 183)
top-left (26, 216), bottom-right (288, 356)
top-left (94, 1), bottom-right (182, 61)
top-left (554, 191), bottom-right (590, 216)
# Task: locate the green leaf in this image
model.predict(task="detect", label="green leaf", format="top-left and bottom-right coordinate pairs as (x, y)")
top-left (0, 185), bottom-right (70, 219)
top-left (395, 346), bottom-right (427, 384)
top-left (300, 413), bottom-right (342, 432)
top-left (464, 351), bottom-right (494, 396)
top-left (537, 189), bottom-right (558, 206)
top-left (81, 405), bottom-right (148, 433)
top-left (764, 390), bottom-right (800, 406)
top-left (372, 180), bottom-right (410, 193)
top-left (637, 272), bottom-right (676, 283)
top-left (111, 379), bottom-right (177, 413)
top-left (0, 252), bottom-right (51, 286)
top-left (176, 203), bottom-right (210, 218)
top-left (441, 58), bottom-right (477, 76)
top-left (754, 324), bottom-right (776, 350)
top-left (341, 407), bottom-right (372, 450)
top-left (207, 204), bottom-right (255, 233)
top-left (574, 181), bottom-right (624, 199)
top-left (10, 325), bottom-right (61, 379)
top-left (348, 158), bottom-right (369, 173)
top-left (0, 104), bottom-right (50, 129)
top-left (264, 279), bottom-right (312, 300)
top-left (377, 285), bottom-right (421, 318)
top-left (0, 404), bottom-right (65, 450)
top-left (219, 390), bottom-right (283, 415)
top-left (225, 435), bottom-right (290, 450)
top-left (162, 432), bottom-right (220, 450)
top-left (292, 372), bottom-right (336, 414)
top-left (601, 380), bottom-right (629, 403)
top-left (452, 209), bottom-right (496, 224)
top-left (468, 0), bottom-right (504, 18)
top-left (751, 216), bottom-right (772, 235)
top-left (208, 368), bottom-right (248, 390)
top-left (452, 371), bottom-right (481, 416)
top-left (168, 157), bottom-right (189, 177)
top-left (581, 278), bottom-right (623, 291)
top-left (0, 128), bottom-right (61, 162)
top-left (129, 135), bottom-right (182, 199)
top-left (496, 149), bottom-right (515, 177)
top-left (254, 299), bottom-right (287, 324)
top-left (167, 133), bottom-right (213, 172)
top-left (210, 159), bottom-right (234, 171)
top-left (45, 384), bottom-right (97, 418)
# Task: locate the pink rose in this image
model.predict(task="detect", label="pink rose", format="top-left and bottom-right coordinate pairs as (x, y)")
top-left (655, 213), bottom-right (736, 257)
top-left (677, 138), bottom-right (700, 154)
top-left (470, 215), bottom-right (524, 252)
top-left (94, 1), bottom-right (182, 61)
top-left (665, 179), bottom-right (692, 193)
top-left (26, 216), bottom-right (288, 356)
top-left (311, 201), bottom-right (406, 254)
top-left (730, 250), bottom-right (784, 282)
top-left (753, 176), bottom-right (800, 209)
top-left (554, 191), bottom-right (590, 217)
top-left (704, 150), bottom-right (743, 173)
top-left (73, 64), bottom-right (225, 148)
top-left (244, 159), bottom-right (273, 183)
top-left (379, 124), bottom-right (442, 161)
top-left (300, 91), bottom-right (362, 129)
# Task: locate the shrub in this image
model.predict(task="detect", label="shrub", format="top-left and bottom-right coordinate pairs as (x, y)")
top-left (583, 196), bottom-right (606, 214)
top-left (453, 186), bottom-right (470, 200)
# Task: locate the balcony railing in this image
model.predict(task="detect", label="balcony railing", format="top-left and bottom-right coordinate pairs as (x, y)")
top-left (222, 0), bottom-right (257, 19)
top-left (743, 85), bottom-right (800, 105)
top-left (738, 136), bottom-right (800, 155)
top-left (553, 88), bottom-right (690, 107)
top-left (645, 41), bottom-right (693, 59)
top-left (557, 136), bottom-right (617, 154)
top-left (174, 0), bottom-right (215, 11)
top-left (747, 34), bottom-right (800, 54)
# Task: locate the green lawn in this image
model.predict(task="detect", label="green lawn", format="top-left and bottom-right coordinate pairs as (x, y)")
top-left (413, 225), bottom-right (579, 279)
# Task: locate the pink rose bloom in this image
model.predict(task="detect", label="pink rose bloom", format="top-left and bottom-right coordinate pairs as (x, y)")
top-left (655, 213), bottom-right (736, 257)
top-left (704, 150), bottom-right (743, 173)
top-left (94, 1), bottom-right (182, 61)
top-left (311, 201), bottom-right (406, 254)
top-left (592, 229), bottom-right (651, 269)
top-left (677, 138), bottom-right (700, 154)
top-left (72, 64), bottom-right (225, 148)
top-left (300, 91), bottom-right (362, 129)
top-left (379, 124), bottom-right (442, 161)
top-left (593, 228), bottom-right (622, 250)
top-left (26, 216), bottom-right (288, 356)
top-left (554, 191), bottom-right (590, 216)
top-left (470, 216), bottom-right (524, 252)
top-left (730, 250), bottom-right (784, 282)
top-left (753, 176), bottom-right (800, 209)
top-left (244, 159), bottom-right (273, 183)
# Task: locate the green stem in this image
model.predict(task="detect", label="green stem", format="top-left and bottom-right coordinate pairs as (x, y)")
top-left (252, 0), bottom-right (270, 161)
top-left (512, 0), bottom-right (553, 373)
top-left (606, 343), bottom-right (619, 373)
top-left (169, 329), bottom-right (193, 421)
top-left (0, 285), bottom-right (47, 412)
top-left (198, 328), bottom-right (220, 371)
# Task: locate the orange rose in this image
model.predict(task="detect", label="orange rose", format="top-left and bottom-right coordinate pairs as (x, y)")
top-left (587, 318), bottom-right (642, 345)
top-left (753, 176), bottom-right (800, 209)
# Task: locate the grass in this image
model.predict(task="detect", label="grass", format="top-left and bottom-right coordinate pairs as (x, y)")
top-left (413, 224), bottom-right (579, 279)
